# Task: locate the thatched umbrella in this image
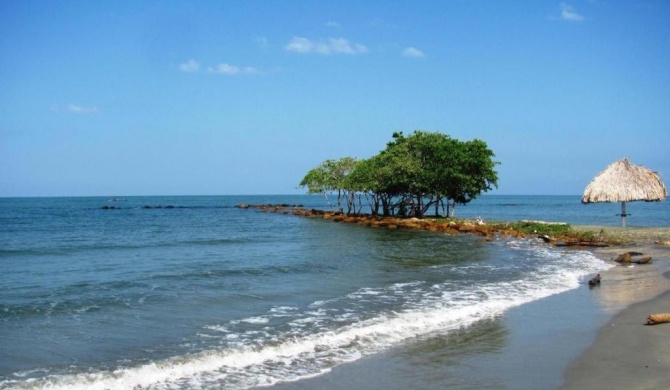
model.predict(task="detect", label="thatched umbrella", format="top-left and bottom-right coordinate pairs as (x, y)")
top-left (582, 158), bottom-right (667, 226)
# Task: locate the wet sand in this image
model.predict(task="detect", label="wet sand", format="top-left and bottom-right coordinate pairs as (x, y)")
top-left (557, 242), bottom-right (670, 389)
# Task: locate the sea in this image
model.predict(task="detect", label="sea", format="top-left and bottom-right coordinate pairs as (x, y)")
top-left (1, 195), bottom-right (668, 390)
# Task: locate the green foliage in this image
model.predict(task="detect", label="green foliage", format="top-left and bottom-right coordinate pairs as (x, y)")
top-left (300, 130), bottom-right (500, 217)
top-left (299, 157), bottom-right (361, 212)
top-left (509, 221), bottom-right (572, 235)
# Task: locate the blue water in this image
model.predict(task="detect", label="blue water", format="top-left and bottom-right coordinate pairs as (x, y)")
top-left (0, 195), bottom-right (666, 389)
top-left (456, 195), bottom-right (669, 227)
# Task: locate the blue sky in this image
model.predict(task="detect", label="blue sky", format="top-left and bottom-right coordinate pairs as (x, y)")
top-left (1, 0), bottom-right (669, 197)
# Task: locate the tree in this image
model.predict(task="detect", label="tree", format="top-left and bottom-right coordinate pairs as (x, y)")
top-left (300, 131), bottom-right (499, 218)
top-left (299, 157), bottom-right (360, 213)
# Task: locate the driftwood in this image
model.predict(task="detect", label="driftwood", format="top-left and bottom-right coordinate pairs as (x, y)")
top-left (632, 256), bottom-right (652, 264)
top-left (646, 313), bottom-right (670, 325)
top-left (614, 251), bottom-right (645, 263)
top-left (588, 274), bottom-right (601, 287)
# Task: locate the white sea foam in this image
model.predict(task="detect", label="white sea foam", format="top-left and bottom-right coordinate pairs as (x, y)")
top-left (234, 316), bottom-right (269, 325)
top-left (3, 244), bottom-right (610, 390)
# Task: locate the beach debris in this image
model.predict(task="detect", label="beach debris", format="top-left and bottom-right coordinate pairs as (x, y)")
top-left (632, 256), bottom-right (652, 265)
top-left (646, 313), bottom-right (670, 325)
top-left (475, 216), bottom-right (485, 225)
top-left (613, 251), bottom-right (644, 263)
top-left (588, 274), bottom-right (601, 288)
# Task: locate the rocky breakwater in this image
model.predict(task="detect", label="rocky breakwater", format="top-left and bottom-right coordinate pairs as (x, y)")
top-left (236, 204), bottom-right (618, 248)
top-left (236, 204), bottom-right (534, 242)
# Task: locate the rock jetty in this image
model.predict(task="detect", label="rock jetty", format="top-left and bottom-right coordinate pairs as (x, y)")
top-left (236, 204), bottom-right (620, 248)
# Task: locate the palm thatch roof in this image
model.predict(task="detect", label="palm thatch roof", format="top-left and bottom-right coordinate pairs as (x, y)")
top-left (582, 158), bottom-right (667, 204)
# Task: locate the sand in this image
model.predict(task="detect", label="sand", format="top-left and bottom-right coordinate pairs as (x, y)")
top-left (557, 241), bottom-right (670, 389)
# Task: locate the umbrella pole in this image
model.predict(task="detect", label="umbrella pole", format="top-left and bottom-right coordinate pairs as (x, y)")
top-left (621, 201), bottom-right (627, 227)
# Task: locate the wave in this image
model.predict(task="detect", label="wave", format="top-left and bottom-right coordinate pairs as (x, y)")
top-left (1, 244), bottom-right (610, 390)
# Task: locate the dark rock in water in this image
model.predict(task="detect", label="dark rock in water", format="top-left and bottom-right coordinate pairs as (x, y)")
top-left (539, 234), bottom-right (552, 243)
top-left (588, 274), bottom-right (601, 287)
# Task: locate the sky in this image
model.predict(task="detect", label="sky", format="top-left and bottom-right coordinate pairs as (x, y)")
top-left (1, 0), bottom-right (669, 197)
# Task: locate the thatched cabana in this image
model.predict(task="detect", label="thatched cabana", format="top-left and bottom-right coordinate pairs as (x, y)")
top-left (582, 158), bottom-right (667, 226)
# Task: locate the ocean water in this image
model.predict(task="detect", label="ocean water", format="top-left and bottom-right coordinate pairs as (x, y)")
top-left (0, 195), bottom-right (666, 389)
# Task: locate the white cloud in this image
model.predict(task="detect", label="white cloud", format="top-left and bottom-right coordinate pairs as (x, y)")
top-left (179, 59), bottom-right (200, 72)
top-left (178, 59), bottom-right (258, 76)
top-left (208, 63), bottom-right (258, 75)
top-left (60, 104), bottom-right (99, 114)
top-left (560, 3), bottom-right (584, 21)
top-left (402, 47), bottom-right (425, 58)
top-left (285, 36), bottom-right (368, 55)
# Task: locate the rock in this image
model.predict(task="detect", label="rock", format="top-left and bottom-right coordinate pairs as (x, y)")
top-left (458, 224), bottom-right (476, 232)
top-left (588, 273), bottom-right (601, 287)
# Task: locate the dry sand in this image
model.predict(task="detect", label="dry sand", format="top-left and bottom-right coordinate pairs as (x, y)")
top-left (557, 230), bottom-right (670, 389)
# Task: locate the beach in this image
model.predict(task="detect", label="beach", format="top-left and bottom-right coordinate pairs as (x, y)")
top-left (557, 239), bottom-right (670, 389)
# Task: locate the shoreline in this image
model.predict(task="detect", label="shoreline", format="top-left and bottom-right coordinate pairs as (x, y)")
top-left (241, 203), bottom-right (670, 389)
top-left (556, 243), bottom-right (670, 389)
top-left (267, 221), bottom-right (670, 389)
top-left (266, 241), bottom-right (670, 390)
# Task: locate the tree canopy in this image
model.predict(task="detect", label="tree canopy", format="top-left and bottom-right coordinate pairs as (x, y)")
top-left (299, 130), bottom-right (499, 217)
